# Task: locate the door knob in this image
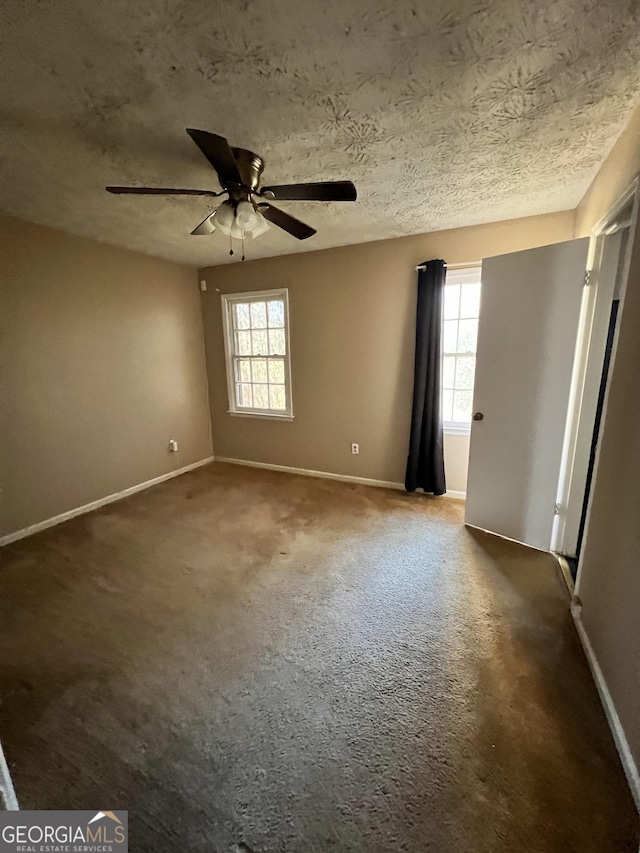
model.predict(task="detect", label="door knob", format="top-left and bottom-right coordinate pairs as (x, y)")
top-left (473, 412), bottom-right (484, 421)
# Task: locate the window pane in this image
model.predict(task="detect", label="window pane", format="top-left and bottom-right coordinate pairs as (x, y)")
top-left (443, 320), bottom-right (458, 353)
top-left (457, 319), bottom-right (477, 353)
top-left (269, 328), bottom-right (286, 355)
top-left (442, 355), bottom-right (455, 389)
top-left (226, 292), bottom-right (291, 415)
top-left (236, 383), bottom-right (252, 407)
top-left (442, 389), bottom-right (454, 423)
top-left (453, 390), bottom-right (473, 422)
top-left (250, 301), bottom-right (267, 329)
top-left (236, 359), bottom-right (251, 382)
top-left (251, 358), bottom-right (267, 383)
top-left (460, 282), bottom-right (481, 318)
top-left (268, 359), bottom-right (285, 384)
top-left (267, 300), bottom-right (285, 328)
top-left (455, 355), bottom-right (475, 390)
top-left (253, 384), bottom-right (269, 408)
top-left (236, 330), bottom-right (251, 356)
top-left (269, 385), bottom-right (286, 410)
top-left (251, 330), bottom-right (268, 355)
top-left (444, 285), bottom-right (460, 320)
top-left (234, 303), bottom-right (250, 330)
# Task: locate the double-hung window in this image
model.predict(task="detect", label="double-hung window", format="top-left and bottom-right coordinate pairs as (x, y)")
top-left (221, 288), bottom-right (293, 418)
top-left (442, 267), bottom-right (481, 432)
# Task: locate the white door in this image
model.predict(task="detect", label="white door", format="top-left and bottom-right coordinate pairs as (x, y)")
top-left (465, 238), bottom-right (589, 551)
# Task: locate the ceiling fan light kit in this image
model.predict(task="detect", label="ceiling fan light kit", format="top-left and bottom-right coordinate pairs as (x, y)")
top-left (106, 129), bottom-right (358, 259)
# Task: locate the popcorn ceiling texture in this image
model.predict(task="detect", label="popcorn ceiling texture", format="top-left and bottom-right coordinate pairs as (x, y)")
top-left (1, 0), bottom-right (640, 266)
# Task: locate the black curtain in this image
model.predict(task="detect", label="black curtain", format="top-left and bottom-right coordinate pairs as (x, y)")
top-left (405, 259), bottom-right (446, 495)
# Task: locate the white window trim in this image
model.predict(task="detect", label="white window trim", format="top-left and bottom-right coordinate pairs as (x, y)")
top-left (443, 266), bottom-right (481, 435)
top-left (444, 423), bottom-right (471, 436)
top-left (221, 288), bottom-right (294, 421)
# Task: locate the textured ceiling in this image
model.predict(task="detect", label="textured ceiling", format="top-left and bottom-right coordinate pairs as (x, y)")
top-left (2, 0), bottom-right (640, 267)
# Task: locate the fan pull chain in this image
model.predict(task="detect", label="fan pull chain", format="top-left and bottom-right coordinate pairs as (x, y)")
top-left (241, 232), bottom-right (245, 262)
top-left (229, 234), bottom-right (233, 256)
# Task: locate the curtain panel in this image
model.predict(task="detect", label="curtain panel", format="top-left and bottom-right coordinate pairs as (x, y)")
top-left (405, 259), bottom-right (446, 495)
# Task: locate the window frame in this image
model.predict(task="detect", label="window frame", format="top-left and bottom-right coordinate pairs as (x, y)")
top-left (221, 288), bottom-right (294, 420)
top-left (442, 266), bottom-right (482, 435)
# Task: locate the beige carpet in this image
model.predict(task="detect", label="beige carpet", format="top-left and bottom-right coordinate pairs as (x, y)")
top-left (0, 462), bottom-right (637, 851)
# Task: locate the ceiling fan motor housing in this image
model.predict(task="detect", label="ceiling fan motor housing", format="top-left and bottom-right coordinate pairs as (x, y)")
top-left (230, 147), bottom-right (264, 191)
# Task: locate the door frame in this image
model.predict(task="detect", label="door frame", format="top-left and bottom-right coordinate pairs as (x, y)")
top-left (552, 176), bottom-right (640, 558)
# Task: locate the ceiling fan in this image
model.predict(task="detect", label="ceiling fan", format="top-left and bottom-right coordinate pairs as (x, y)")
top-left (106, 128), bottom-right (357, 246)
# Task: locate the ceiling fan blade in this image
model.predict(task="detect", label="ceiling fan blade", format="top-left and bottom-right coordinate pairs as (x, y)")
top-left (258, 203), bottom-right (316, 240)
top-left (186, 128), bottom-right (243, 188)
top-left (261, 180), bottom-right (357, 202)
top-left (106, 186), bottom-right (221, 197)
top-left (191, 213), bottom-right (216, 236)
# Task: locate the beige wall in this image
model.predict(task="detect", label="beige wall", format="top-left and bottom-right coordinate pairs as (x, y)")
top-left (200, 210), bottom-right (574, 494)
top-left (575, 102), bottom-right (640, 238)
top-left (573, 104), bottom-right (640, 778)
top-left (0, 213), bottom-right (212, 538)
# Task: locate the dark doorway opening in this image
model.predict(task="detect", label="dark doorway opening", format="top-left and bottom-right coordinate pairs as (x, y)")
top-left (569, 298), bottom-right (620, 581)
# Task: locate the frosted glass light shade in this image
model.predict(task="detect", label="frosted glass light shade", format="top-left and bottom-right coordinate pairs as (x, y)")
top-left (212, 200), bottom-right (269, 240)
top-left (236, 201), bottom-right (258, 230)
top-left (249, 213), bottom-right (270, 238)
top-left (213, 201), bottom-right (235, 235)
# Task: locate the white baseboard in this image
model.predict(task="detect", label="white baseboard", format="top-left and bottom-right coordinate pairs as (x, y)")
top-left (556, 555), bottom-right (575, 596)
top-left (0, 742), bottom-right (18, 810)
top-left (0, 456), bottom-right (214, 548)
top-left (214, 456), bottom-right (466, 499)
top-left (215, 456), bottom-right (404, 490)
top-left (572, 603), bottom-right (640, 812)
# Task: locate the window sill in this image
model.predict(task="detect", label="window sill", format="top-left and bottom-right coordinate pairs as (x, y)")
top-left (444, 423), bottom-right (471, 436)
top-left (228, 410), bottom-right (294, 422)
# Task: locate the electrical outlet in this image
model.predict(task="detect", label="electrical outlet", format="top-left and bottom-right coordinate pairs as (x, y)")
top-left (169, 439), bottom-right (179, 452)
top-left (351, 443), bottom-right (359, 455)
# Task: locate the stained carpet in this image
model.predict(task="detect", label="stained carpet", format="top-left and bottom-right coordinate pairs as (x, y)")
top-left (0, 462), bottom-right (637, 851)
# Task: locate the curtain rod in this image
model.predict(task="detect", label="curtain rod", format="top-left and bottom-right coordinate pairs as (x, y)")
top-left (415, 261), bottom-right (481, 271)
